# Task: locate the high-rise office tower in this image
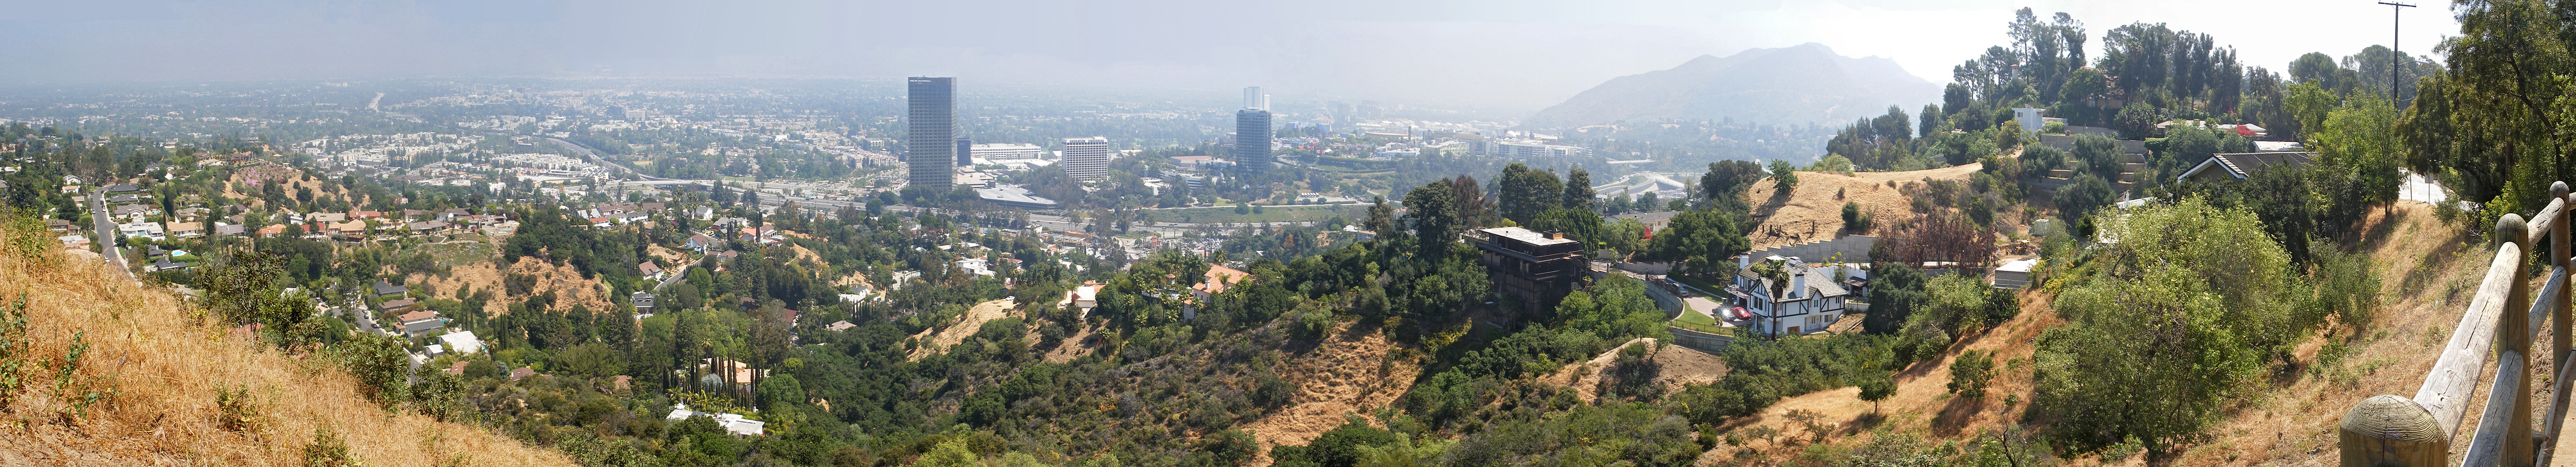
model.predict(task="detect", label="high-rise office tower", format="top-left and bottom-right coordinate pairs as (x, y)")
top-left (1062, 137), bottom-right (1109, 182)
top-left (955, 137), bottom-right (974, 166)
top-left (907, 77), bottom-right (955, 189)
top-left (1234, 108), bottom-right (1272, 172)
top-left (1242, 86), bottom-right (1269, 111)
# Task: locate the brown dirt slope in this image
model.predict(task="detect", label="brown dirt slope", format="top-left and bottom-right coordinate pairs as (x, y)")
top-left (909, 299), bottom-right (1017, 360)
top-left (1692, 202), bottom-right (2493, 466)
top-left (1739, 163), bottom-right (1982, 250)
top-left (412, 256), bottom-right (615, 316)
top-left (0, 225), bottom-right (573, 466)
top-left (1233, 323), bottom-right (1421, 466)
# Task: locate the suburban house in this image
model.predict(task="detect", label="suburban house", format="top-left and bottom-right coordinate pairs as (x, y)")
top-left (118, 221), bottom-right (165, 240)
top-left (640, 261), bottom-right (667, 281)
top-left (377, 297), bottom-right (420, 313)
top-left (1180, 264), bottom-right (1253, 319)
top-left (147, 258), bottom-right (191, 272)
top-left (665, 404), bottom-right (766, 437)
top-left (396, 310), bottom-right (444, 338)
top-left (1993, 258), bottom-right (2040, 289)
top-left (439, 330), bottom-right (483, 355)
top-left (2178, 152), bottom-right (2317, 183)
top-left (1470, 227), bottom-right (1588, 314)
top-left (165, 222), bottom-right (206, 239)
top-left (686, 233), bottom-right (719, 253)
top-left (327, 220), bottom-right (368, 237)
top-left (1728, 255), bottom-right (1852, 337)
top-left (111, 204), bottom-right (156, 218)
top-left (632, 291), bottom-right (656, 314)
top-left (372, 279), bottom-right (409, 297)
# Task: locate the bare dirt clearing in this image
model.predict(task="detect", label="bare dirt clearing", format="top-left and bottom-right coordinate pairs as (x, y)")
top-left (908, 299), bottom-right (1016, 360)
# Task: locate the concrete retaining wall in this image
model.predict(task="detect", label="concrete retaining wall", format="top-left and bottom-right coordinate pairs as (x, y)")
top-left (1668, 326), bottom-right (1736, 354)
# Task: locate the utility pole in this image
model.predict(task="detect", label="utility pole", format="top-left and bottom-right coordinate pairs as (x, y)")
top-left (2379, 2), bottom-right (2416, 103)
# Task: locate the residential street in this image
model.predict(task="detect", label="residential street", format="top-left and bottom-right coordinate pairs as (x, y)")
top-left (88, 189), bottom-right (124, 270)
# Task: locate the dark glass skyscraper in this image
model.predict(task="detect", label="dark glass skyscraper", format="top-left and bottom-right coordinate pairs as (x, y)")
top-left (1233, 108), bottom-right (1272, 172)
top-left (955, 137), bottom-right (973, 167)
top-left (907, 77), bottom-right (955, 190)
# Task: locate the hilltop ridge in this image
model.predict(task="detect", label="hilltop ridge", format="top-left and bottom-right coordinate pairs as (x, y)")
top-left (1527, 43), bottom-right (1941, 129)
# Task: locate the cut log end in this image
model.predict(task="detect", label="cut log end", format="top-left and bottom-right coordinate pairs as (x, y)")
top-left (2501, 214), bottom-right (2529, 250)
top-left (2342, 394), bottom-right (2446, 443)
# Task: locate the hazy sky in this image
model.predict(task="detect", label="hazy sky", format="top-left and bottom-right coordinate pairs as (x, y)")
top-left (0, 1), bottom-right (2458, 112)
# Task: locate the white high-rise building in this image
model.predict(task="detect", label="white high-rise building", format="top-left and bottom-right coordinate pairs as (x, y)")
top-left (1062, 137), bottom-right (1110, 182)
top-left (1242, 86), bottom-right (1268, 111)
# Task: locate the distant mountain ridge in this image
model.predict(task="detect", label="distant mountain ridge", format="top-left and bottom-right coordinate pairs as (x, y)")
top-left (1527, 43), bottom-right (1940, 129)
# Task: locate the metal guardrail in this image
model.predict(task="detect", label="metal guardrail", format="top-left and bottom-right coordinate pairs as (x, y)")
top-left (2341, 182), bottom-right (2576, 467)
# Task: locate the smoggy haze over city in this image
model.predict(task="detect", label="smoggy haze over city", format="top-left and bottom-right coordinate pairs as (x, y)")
top-left (1, 0), bottom-right (2460, 111)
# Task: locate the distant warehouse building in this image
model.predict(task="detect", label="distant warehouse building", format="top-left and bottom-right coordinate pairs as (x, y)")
top-left (975, 184), bottom-right (1060, 209)
top-left (1477, 139), bottom-right (1592, 158)
top-left (1062, 137), bottom-right (1110, 182)
top-left (972, 143), bottom-right (1045, 161)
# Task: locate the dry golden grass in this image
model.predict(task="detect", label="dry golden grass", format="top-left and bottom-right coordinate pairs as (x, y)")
top-left (1542, 337), bottom-right (1730, 404)
top-left (411, 257), bottom-right (614, 317)
top-left (0, 232), bottom-right (574, 465)
top-left (1739, 163), bottom-right (1986, 250)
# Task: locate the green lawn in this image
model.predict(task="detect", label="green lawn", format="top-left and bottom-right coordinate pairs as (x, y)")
top-left (1670, 305), bottom-right (1728, 335)
top-left (1663, 275), bottom-right (1735, 335)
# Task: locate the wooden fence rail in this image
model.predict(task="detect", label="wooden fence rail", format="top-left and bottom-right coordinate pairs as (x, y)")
top-left (2342, 182), bottom-right (2576, 467)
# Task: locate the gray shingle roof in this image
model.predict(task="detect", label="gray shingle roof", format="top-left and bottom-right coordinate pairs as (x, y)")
top-left (1735, 259), bottom-right (1849, 301)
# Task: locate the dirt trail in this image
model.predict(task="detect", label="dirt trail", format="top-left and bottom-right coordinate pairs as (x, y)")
top-left (909, 298), bottom-right (1015, 360)
top-left (1233, 324), bottom-right (1420, 466)
top-left (1739, 163), bottom-right (1984, 250)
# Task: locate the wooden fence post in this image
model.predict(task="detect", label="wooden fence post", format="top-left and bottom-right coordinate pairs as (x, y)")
top-left (2341, 394), bottom-right (2449, 466)
top-left (2502, 214), bottom-right (2536, 467)
top-left (2558, 182), bottom-right (2573, 367)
